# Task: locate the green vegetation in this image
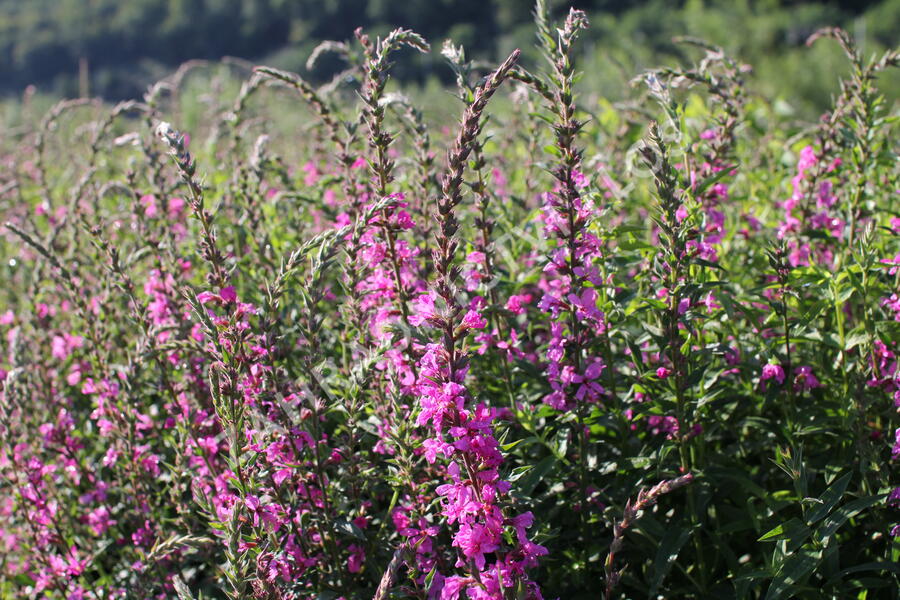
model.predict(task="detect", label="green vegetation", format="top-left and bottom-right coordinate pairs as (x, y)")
top-left (0, 3), bottom-right (899, 599)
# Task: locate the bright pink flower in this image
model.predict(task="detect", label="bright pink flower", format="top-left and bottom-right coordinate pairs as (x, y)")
top-left (761, 363), bottom-right (785, 385)
top-left (86, 506), bottom-right (117, 536)
top-left (220, 286), bottom-right (237, 303)
top-left (793, 366), bottom-right (821, 392)
top-left (461, 310), bottom-right (487, 330)
top-left (347, 544), bottom-right (365, 573)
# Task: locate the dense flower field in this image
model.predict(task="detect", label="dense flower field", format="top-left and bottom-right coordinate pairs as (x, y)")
top-left (1, 5), bottom-right (898, 599)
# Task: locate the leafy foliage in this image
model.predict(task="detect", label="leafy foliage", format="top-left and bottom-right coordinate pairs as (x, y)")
top-left (0, 5), bottom-right (898, 600)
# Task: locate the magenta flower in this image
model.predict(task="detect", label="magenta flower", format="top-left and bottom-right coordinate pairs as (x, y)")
top-left (347, 544), bottom-right (365, 573)
top-left (86, 506), bottom-right (117, 536)
top-left (220, 285), bottom-right (237, 303)
top-left (761, 363), bottom-right (785, 385)
top-left (131, 521), bottom-right (155, 548)
top-left (454, 521), bottom-right (500, 570)
top-left (882, 254), bottom-right (900, 276)
top-left (505, 293), bottom-right (531, 315)
top-left (893, 428), bottom-right (900, 461)
top-left (461, 309), bottom-right (487, 330)
top-left (888, 487), bottom-right (900, 507)
top-left (793, 366), bottom-right (821, 392)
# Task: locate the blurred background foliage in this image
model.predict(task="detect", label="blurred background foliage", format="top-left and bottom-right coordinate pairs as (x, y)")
top-left (0, 0), bottom-right (897, 118)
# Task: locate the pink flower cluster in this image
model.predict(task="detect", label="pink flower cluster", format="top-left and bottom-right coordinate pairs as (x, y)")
top-left (777, 145), bottom-right (844, 267)
top-left (413, 322), bottom-right (546, 597)
top-left (682, 127), bottom-right (737, 262)
top-left (537, 173), bottom-right (607, 411)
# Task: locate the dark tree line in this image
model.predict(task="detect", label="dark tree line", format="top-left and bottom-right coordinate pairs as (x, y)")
top-left (0, 0), bottom-right (891, 99)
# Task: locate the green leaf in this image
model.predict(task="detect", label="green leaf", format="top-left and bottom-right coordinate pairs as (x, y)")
top-left (764, 549), bottom-right (820, 600)
top-left (613, 224), bottom-right (648, 235)
top-left (843, 332), bottom-right (869, 351)
top-left (11, 574), bottom-right (35, 587)
top-left (501, 438), bottom-right (526, 452)
top-left (617, 239), bottom-right (655, 251)
top-left (513, 456), bottom-right (557, 498)
top-left (508, 464), bottom-right (533, 483)
top-left (817, 494), bottom-right (887, 540)
top-left (648, 526), bottom-right (691, 596)
top-left (695, 167), bottom-right (732, 196)
top-left (836, 284), bottom-right (855, 303)
top-left (424, 565), bottom-right (437, 589)
top-left (694, 258), bottom-right (726, 271)
top-left (758, 518), bottom-right (810, 545)
top-left (643, 322), bottom-right (665, 338)
top-left (708, 467), bottom-right (772, 503)
top-left (806, 472), bottom-right (852, 525)
top-left (172, 576), bottom-right (196, 600)
top-left (824, 561), bottom-right (900, 585)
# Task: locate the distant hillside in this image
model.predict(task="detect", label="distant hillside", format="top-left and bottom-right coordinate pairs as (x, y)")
top-left (0, 0), bottom-right (895, 106)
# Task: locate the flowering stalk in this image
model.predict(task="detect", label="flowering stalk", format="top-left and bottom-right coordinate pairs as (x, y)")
top-left (765, 243), bottom-right (796, 423)
top-left (441, 40), bottom-right (516, 406)
top-left (413, 48), bottom-right (547, 600)
top-left (807, 29), bottom-right (899, 249)
top-left (221, 71), bottom-right (266, 154)
top-left (3, 222), bottom-right (105, 370)
top-left (639, 122), bottom-right (694, 465)
top-left (603, 473), bottom-right (693, 600)
top-left (531, 7), bottom-right (604, 530)
top-left (254, 65), bottom-right (364, 214)
top-left (638, 120), bottom-right (715, 589)
top-left (393, 100), bottom-right (437, 239)
top-left (156, 122), bottom-right (228, 289)
top-left (89, 101), bottom-right (149, 166)
top-left (34, 99), bottom-right (95, 208)
top-left (357, 27), bottom-right (429, 332)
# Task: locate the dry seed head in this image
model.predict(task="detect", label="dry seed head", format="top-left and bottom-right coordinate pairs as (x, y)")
top-left (306, 40), bottom-right (351, 71)
top-left (564, 8), bottom-right (589, 35)
top-left (155, 121), bottom-right (174, 141)
top-left (441, 40), bottom-right (465, 64)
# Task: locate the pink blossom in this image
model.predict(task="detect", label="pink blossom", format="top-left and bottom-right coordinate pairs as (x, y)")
top-left (793, 366), bottom-right (821, 392)
top-left (761, 363), bottom-right (785, 385)
top-left (86, 506), bottom-right (117, 536)
top-left (461, 310), bottom-right (487, 330)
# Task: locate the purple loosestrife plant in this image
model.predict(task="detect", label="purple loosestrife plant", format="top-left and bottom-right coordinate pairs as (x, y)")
top-left (411, 48), bottom-right (548, 600)
top-left (1, 9), bottom-right (899, 600)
